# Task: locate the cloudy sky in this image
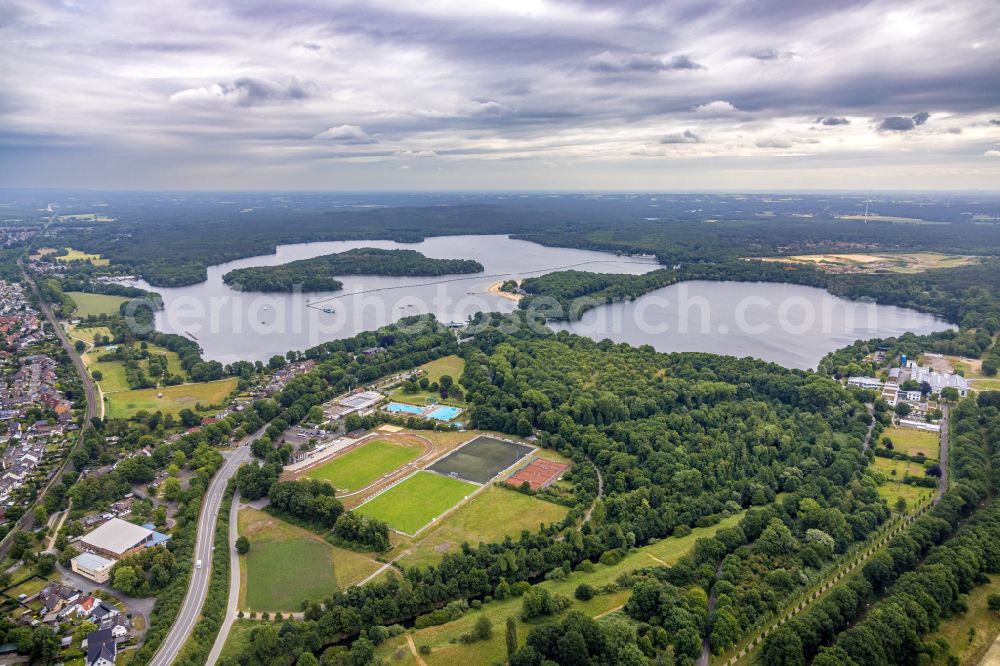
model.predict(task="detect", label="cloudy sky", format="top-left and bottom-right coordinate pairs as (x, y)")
top-left (2, 0), bottom-right (999, 190)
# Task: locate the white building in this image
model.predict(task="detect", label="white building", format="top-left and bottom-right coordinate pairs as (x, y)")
top-left (71, 553), bottom-right (115, 584)
top-left (847, 376), bottom-right (883, 390)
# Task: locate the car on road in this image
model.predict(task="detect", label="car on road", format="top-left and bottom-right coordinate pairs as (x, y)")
top-left (196, 559), bottom-right (203, 569)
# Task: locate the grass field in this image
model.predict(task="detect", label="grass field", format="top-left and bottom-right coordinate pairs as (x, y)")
top-left (355, 471), bottom-right (478, 535)
top-left (83, 350), bottom-right (131, 393)
top-left (238, 508), bottom-right (380, 611)
top-left (926, 573), bottom-right (1000, 665)
top-left (107, 377), bottom-right (238, 418)
top-left (82, 342), bottom-right (187, 395)
top-left (396, 485), bottom-right (569, 569)
top-left (873, 455), bottom-right (929, 478)
top-left (880, 425), bottom-right (939, 459)
top-left (373, 512), bottom-right (747, 665)
top-left (66, 292), bottom-right (129, 317)
top-left (391, 355), bottom-right (468, 407)
top-left (58, 249), bottom-right (109, 266)
top-left (876, 479), bottom-right (932, 511)
top-left (304, 439), bottom-right (424, 492)
top-left (218, 619), bottom-right (256, 663)
top-left (65, 324), bottom-right (113, 348)
top-left (3, 576), bottom-right (50, 600)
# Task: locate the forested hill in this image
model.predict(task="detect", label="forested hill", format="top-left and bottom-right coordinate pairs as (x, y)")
top-left (221, 248), bottom-right (483, 292)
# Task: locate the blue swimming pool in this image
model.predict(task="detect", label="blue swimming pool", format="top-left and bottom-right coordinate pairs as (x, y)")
top-left (427, 406), bottom-right (462, 421)
top-left (384, 402), bottom-right (425, 415)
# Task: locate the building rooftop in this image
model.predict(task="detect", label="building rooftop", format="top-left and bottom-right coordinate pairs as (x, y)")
top-left (79, 517), bottom-right (152, 557)
top-left (73, 552), bottom-right (115, 571)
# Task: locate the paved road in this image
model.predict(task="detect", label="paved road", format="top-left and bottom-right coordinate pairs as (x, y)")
top-left (206, 494), bottom-right (243, 665)
top-left (150, 433), bottom-right (258, 666)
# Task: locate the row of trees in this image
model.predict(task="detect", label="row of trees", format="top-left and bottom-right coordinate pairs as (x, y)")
top-left (760, 393), bottom-right (998, 665)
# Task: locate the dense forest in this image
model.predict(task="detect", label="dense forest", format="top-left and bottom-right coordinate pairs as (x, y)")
top-left (22, 192), bottom-right (1000, 287)
top-left (221, 248), bottom-right (483, 292)
top-left (220, 312), bottom-right (890, 665)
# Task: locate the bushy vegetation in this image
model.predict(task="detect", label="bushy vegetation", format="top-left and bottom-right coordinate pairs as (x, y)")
top-left (222, 248), bottom-right (483, 292)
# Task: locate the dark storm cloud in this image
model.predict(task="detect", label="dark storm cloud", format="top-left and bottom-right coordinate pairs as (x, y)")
top-left (991, 119), bottom-right (1000, 126)
top-left (587, 52), bottom-right (704, 73)
top-left (817, 116), bottom-right (850, 126)
top-left (660, 130), bottom-right (704, 144)
top-left (878, 116), bottom-right (916, 131)
top-left (912, 111), bottom-right (930, 125)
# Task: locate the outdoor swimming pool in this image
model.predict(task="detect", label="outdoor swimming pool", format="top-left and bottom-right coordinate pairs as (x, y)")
top-left (384, 402), bottom-right (425, 415)
top-left (427, 406), bottom-right (462, 421)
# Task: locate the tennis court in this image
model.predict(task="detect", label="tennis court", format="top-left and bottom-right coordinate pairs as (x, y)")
top-left (427, 435), bottom-right (534, 484)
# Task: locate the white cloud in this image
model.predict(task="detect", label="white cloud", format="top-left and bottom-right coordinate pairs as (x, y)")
top-left (694, 100), bottom-right (737, 114)
top-left (986, 150), bottom-right (1000, 157)
top-left (314, 125), bottom-right (375, 144)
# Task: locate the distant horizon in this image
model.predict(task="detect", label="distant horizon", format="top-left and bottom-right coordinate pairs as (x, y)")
top-left (3, 187), bottom-right (1000, 195)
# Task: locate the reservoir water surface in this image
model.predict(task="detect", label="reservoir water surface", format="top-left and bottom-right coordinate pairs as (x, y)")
top-left (132, 235), bottom-right (950, 369)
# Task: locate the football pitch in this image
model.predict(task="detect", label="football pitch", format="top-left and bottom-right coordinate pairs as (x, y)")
top-left (354, 471), bottom-right (477, 535)
top-left (427, 435), bottom-right (535, 484)
top-left (303, 439), bottom-right (423, 492)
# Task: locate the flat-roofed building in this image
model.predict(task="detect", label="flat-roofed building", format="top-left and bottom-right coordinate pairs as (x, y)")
top-left (71, 553), bottom-right (115, 583)
top-left (78, 518), bottom-right (153, 560)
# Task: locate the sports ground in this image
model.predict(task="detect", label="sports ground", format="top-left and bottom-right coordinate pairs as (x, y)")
top-left (427, 435), bottom-right (534, 484)
top-left (355, 471), bottom-right (477, 535)
top-left (303, 438), bottom-right (424, 492)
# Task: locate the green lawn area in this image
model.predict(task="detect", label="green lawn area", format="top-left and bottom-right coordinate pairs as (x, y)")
top-left (83, 350), bottom-right (131, 393)
top-left (218, 619), bottom-right (256, 663)
top-left (4, 576), bottom-right (50, 600)
top-left (880, 425), bottom-right (939, 459)
top-left (876, 480), bottom-right (933, 512)
top-left (66, 324), bottom-right (113, 347)
top-left (396, 485), bottom-right (569, 569)
top-left (373, 511), bottom-right (747, 666)
top-left (65, 291), bottom-right (127, 317)
top-left (873, 455), bottom-right (929, 478)
top-left (238, 508), bottom-right (380, 611)
top-left (355, 471), bottom-right (478, 535)
top-left (926, 573), bottom-right (1000, 665)
top-left (304, 439), bottom-right (424, 492)
top-left (107, 377), bottom-right (238, 418)
top-left (391, 355), bottom-right (468, 407)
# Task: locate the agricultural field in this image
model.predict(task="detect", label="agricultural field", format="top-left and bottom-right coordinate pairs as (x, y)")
top-left (925, 573), bottom-right (1000, 665)
top-left (57, 249), bottom-right (110, 266)
top-left (355, 471), bottom-right (477, 535)
top-left (238, 508), bottom-right (380, 612)
top-left (303, 439), bottom-right (424, 492)
top-left (106, 377), bottom-right (238, 418)
top-left (755, 252), bottom-right (977, 274)
top-left (373, 512), bottom-right (747, 665)
top-left (65, 291), bottom-right (128, 317)
top-left (880, 425), bottom-right (939, 459)
top-left (395, 485), bottom-right (569, 569)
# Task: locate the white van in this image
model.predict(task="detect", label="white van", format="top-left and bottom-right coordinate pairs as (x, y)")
top-left (196, 559), bottom-right (203, 569)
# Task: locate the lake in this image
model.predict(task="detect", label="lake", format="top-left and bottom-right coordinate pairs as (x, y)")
top-left (552, 280), bottom-right (950, 369)
top-left (132, 235), bottom-right (950, 369)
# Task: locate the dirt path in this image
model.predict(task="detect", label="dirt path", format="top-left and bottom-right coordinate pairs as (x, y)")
top-left (45, 500), bottom-right (72, 552)
top-left (406, 635), bottom-right (428, 666)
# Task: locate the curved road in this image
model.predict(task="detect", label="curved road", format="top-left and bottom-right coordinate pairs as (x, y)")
top-left (150, 432), bottom-right (258, 666)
